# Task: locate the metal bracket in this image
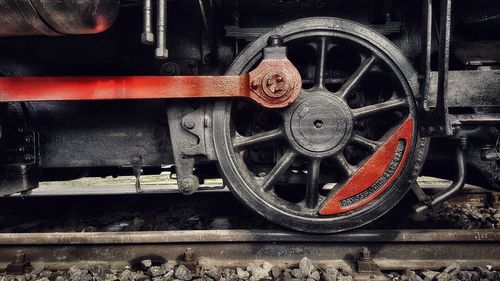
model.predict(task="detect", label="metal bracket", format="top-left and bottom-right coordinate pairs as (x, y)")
top-left (0, 113), bottom-right (40, 196)
top-left (419, 0), bottom-right (453, 137)
top-left (167, 103), bottom-right (214, 195)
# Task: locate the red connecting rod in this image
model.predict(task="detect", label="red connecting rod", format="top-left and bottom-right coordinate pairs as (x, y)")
top-left (0, 58), bottom-right (301, 109)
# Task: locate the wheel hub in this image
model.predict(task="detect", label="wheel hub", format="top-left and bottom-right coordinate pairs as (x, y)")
top-left (285, 93), bottom-right (353, 156)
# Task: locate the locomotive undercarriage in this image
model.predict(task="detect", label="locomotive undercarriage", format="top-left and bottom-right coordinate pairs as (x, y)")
top-left (0, 0), bottom-right (498, 232)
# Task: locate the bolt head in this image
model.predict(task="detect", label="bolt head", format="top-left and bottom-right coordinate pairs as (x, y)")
top-left (360, 247), bottom-right (371, 260)
top-left (183, 118), bottom-right (196, 130)
top-left (179, 178), bottom-right (197, 194)
top-left (184, 248), bottom-right (195, 261)
top-left (179, 180), bottom-right (191, 191)
top-left (141, 32), bottom-right (155, 45)
top-left (250, 80), bottom-right (260, 90)
top-left (161, 62), bottom-right (179, 76)
top-left (155, 48), bottom-right (169, 59)
top-left (267, 34), bottom-right (284, 47)
top-left (262, 72), bottom-right (289, 98)
top-left (15, 250), bottom-right (25, 261)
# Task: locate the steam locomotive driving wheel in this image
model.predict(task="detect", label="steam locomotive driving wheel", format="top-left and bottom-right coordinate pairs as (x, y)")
top-left (213, 18), bottom-right (427, 233)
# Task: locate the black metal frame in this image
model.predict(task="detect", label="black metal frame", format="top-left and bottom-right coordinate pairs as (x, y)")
top-left (419, 0), bottom-right (453, 137)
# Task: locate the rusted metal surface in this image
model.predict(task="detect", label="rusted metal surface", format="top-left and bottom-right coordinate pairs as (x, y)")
top-left (0, 229), bottom-right (499, 270)
top-left (248, 59), bottom-right (301, 108)
top-left (356, 248), bottom-right (380, 274)
top-left (0, 58), bottom-right (301, 109)
top-left (5, 250), bottom-right (30, 275)
top-left (180, 248), bottom-right (198, 271)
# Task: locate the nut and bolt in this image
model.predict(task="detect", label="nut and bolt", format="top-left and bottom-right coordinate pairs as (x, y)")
top-left (182, 118), bottom-right (196, 129)
top-left (179, 179), bottom-right (193, 192)
top-left (250, 80), bottom-right (260, 90)
top-left (15, 250), bottom-right (25, 262)
top-left (141, 32), bottom-right (155, 45)
top-left (267, 34), bottom-right (284, 47)
top-left (263, 73), bottom-right (287, 97)
top-left (6, 250), bottom-right (30, 275)
top-left (161, 62), bottom-right (179, 76)
top-left (360, 247), bottom-right (371, 261)
top-left (184, 248), bottom-right (195, 262)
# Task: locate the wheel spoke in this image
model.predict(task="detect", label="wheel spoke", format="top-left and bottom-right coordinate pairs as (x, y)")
top-left (233, 128), bottom-right (283, 150)
top-left (305, 158), bottom-right (321, 208)
top-left (352, 98), bottom-right (407, 120)
top-left (339, 55), bottom-right (377, 99)
top-left (314, 37), bottom-right (328, 89)
top-left (351, 134), bottom-right (381, 152)
top-left (333, 153), bottom-right (357, 178)
top-left (261, 150), bottom-right (297, 191)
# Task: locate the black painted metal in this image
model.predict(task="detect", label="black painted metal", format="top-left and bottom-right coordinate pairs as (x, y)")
top-left (428, 70), bottom-right (500, 108)
top-left (0, 0), bottom-right (119, 36)
top-left (419, 0), bottom-right (453, 137)
top-left (25, 101), bottom-right (172, 169)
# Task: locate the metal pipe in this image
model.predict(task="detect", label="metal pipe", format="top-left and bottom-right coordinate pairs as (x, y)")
top-left (415, 146), bottom-right (466, 213)
top-left (155, 0), bottom-right (169, 59)
top-left (141, 0), bottom-right (154, 44)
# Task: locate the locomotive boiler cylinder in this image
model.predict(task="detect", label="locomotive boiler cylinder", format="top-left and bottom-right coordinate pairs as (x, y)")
top-left (0, 0), bottom-right (119, 36)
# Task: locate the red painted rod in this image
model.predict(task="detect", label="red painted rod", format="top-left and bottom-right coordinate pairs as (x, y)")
top-left (0, 58), bottom-right (302, 109)
top-left (0, 75), bottom-right (249, 101)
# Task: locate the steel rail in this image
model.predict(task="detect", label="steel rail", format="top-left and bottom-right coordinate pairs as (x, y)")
top-left (1, 229), bottom-right (499, 271)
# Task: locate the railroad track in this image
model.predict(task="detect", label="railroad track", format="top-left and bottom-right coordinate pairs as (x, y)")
top-left (1, 229), bottom-right (499, 274)
top-left (2, 187), bottom-right (500, 280)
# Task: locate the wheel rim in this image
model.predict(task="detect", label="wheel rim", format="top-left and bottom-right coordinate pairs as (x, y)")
top-left (214, 18), bottom-right (426, 232)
